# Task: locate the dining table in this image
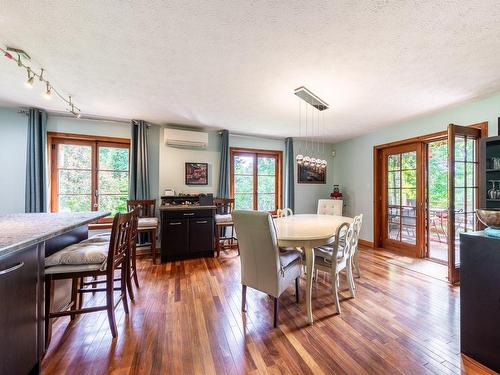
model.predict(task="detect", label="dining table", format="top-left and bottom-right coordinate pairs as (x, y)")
top-left (273, 214), bottom-right (354, 325)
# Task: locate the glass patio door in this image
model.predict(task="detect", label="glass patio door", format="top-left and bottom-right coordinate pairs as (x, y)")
top-left (382, 143), bottom-right (423, 255)
top-left (447, 124), bottom-right (481, 284)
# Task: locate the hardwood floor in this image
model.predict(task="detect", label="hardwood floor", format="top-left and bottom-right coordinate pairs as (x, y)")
top-left (41, 247), bottom-right (497, 375)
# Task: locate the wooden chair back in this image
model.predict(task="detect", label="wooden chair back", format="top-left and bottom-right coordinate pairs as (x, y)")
top-left (127, 199), bottom-right (156, 218)
top-left (214, 198), bottom-right (235, 215)
top-left (277, 208), bottom-right (293, 217)
top-left (107, 211), bottom-right (134, 272)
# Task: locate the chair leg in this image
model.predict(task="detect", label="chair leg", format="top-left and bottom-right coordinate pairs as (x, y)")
top-left (273, 297), bottom-right (279, 328)
top-left (121, 261), bottom-right (130, 314)
top-left (215, 227), bottom-right (221, 257)
top-left (70, 277), bottom-right (78, 321)
top-left (92, 275), bottom-right (98, 295)
top-left (126, 261), bottom-right (135, 302)
top-left (354, 252), bottom-right (361, 278)
top-left (78, 277), bottom-right (84, 309)
top-left (132, 240), bottom-right (140, 288)
top-left (241, 285), bottom-right (247, 312)
top-left (44, 275), bottom-right (53, 350)
top-left (347, 261), bottom-right (356, 298)
top-left (295, 277), bottom-right (300, 304)
top-left (331, 272), bottom-right (341, 315)
top-left (106, 273), bottom-right (118, 338)
top-left (151, 228), bottom-right (157, 264)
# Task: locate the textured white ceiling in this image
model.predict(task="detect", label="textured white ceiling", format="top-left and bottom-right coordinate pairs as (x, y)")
top-left (1, 1), bottom-right (500, 141)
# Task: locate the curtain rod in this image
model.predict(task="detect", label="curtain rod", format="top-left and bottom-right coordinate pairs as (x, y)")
top-left (222, 132), bottom-right (285, 141)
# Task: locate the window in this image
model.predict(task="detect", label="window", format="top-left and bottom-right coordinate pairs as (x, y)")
top-left (49, 133), bottom-right (130, 217)
top-left (230, 148), bottom-right (282, 212)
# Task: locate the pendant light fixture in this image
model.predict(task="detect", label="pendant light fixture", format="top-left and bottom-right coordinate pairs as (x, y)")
top-left (294, 86), bottom-right (329, 169)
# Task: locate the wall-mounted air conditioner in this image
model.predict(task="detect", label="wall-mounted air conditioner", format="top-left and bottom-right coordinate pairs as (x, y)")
top-left (164, 128), bottom-right (208, 149)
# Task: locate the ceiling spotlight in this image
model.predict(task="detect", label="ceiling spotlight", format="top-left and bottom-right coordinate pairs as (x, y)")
top-left (43, 82), bottom-right (52, 99)
top-left (25, 68), bottom-right (34, 88)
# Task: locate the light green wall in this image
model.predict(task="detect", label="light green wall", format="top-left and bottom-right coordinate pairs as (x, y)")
top-left (332, 93), bottom-right (500, 242)
top-left (0, 108), bottom-right (28, 213)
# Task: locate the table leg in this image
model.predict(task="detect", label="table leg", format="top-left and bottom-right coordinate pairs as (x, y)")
top-left (305, 245), bottom-right (315, 325)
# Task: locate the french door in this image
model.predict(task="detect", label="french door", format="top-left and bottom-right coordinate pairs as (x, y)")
top-left (447, 124), bottom-right (482, 284)
top-left (381, 143), bottom-right (424, 255)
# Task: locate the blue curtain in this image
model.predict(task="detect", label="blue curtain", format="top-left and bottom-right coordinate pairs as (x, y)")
top-left (284, 137), bottom-right (295, 211)
top-left (217, 130), bottom-right (229, 198)
top-left (129, 120), bottom-right (150, 199)
top-left (25, 108), bottom-right (47, 213)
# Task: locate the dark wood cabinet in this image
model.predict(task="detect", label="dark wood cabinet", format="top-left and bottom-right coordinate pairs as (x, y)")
top-left (161, 207), bottom-right (216, 262)
top-left (0, 244), bottom-right (40, 375)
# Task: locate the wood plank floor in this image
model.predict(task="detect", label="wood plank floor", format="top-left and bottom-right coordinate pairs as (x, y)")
top-left (41, 247), bottom-right (497, 375)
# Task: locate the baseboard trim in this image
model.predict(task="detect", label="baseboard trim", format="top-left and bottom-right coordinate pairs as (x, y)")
top-left (359, 239), bottom-right (374, 248)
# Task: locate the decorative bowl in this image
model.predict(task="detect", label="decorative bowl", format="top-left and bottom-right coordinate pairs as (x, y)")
top-left (476, 208), bottom-right (500, 228)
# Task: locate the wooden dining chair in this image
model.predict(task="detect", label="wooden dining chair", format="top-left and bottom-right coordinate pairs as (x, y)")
top-left (127, 199), bottom-right (159, 264)
top-left (44, 211), bottom-right (134, 347)
top-left (313, 221), bottom-right (355, 314)
top-left (214, 198), bottom-right (239, 257)
top-left (277, 208), bottom-right (294, 217)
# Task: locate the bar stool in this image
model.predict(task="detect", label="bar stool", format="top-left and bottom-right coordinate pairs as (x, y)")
top-left (127, 199), bottom-right (159, 265)
top-left (44, 211), bottom-right (134, 347)
top-left (214, 198), bottom-right (239, 257)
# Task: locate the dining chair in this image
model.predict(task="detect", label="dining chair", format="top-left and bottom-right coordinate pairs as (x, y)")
top-left (214, 198), bottom-right (239, 257)
top-left (317, 199), bottom-right (343, 216)
top-left (276, 208), bottom-right (293, 217)
top-left (44, 211), bottom-right (134, 347)
top-left (351, 214), bottom-right (363, 279)
top-left (127, 199), bottom-right (158, 264)
top-left (313, 221), bottom-right (355, 314)
top-left (232, 210), bottom-right (302, 328)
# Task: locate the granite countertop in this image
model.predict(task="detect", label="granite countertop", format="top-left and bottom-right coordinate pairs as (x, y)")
top-left (0, 211), bottom-right (109, 258)
top-left (160, 205), bottom-right (216, 210)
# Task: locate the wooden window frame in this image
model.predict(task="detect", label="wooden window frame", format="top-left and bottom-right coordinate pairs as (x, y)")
top-left (48, 132), bottom-right (130, 224)
top-left (229, 147), bottom-right (283, 213)
top-left (373, 122), bottom-right (488, 257)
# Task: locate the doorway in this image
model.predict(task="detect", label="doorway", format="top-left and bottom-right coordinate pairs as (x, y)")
top-left (374, 122), bottom-right (488, 283)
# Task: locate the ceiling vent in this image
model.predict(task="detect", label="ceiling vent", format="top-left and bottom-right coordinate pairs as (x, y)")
top-left (164, 128), bottom-right (209, 149)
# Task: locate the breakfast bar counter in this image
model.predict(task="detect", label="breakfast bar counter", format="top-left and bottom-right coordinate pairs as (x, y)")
top-left (0, 211), bottom-right (108, 375)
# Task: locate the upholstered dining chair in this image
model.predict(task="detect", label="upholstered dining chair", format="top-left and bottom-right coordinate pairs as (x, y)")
top-left (127, 199), bottom-right (158, 264)
top-left (214, 198), bottom-right (239, 257)
top-left (317, 199), bottom-right (343, 216)
top-left (44, 211), bottom-right (134, 347)
top-left (276, 208), bottom-right (293, 217)
top-left (313, 221), bottom-right (355, 314)
top-left (232, 210), bottom-right (302, 328)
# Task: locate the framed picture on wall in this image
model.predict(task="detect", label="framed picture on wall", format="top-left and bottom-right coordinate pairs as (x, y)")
top-left (297, 164), bottom-right (326, 184)
top-left (185, 162), bottom-right (208, 185)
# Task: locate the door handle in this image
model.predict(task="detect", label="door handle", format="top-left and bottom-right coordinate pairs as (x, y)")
top-left (0, 262), bottom-right (24, 276)
top-left (196, 220), bottom-right (208, 224)
top-left (169, 222), bottom-right (182, 225)
top-left (183, 213), bottom-right (195, 216)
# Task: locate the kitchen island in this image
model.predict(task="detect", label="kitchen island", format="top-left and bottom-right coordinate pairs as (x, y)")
top-left (0, 211), bottom-right (108, 375)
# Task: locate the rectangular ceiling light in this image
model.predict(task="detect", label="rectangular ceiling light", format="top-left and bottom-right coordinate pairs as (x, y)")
top-left (294, 86), bottom-right (329, 111)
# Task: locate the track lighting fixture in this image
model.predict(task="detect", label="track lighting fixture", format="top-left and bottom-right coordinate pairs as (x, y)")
top-left (1, 45), bottom-right (82, 118)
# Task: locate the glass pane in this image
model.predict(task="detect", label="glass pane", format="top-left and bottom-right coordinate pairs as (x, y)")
top-left (455, 188), bottom-right (465, 212)
top-left (388, 189), bottom-right (400, 206)
top-left (387, 171), bottom-right (400, 188)
top-left (98, 194), bottom-right (128, 216)
top-left (388, 215), bottom-right (400, 240)
top-left (388, 155), bottom-right (400, 171)
top-left (466, 188), bottom-right (476, 214)
top-left (455, 162), bottom-right (465, 187)
top-left (98, 171), bottom-right (129, 194)
top-left (58, 170), bottom-right (91, 194)
top-left (234, 176), bottom-right (253, 193)
top-left (466, 213), bottom-right (476, 232)
top-left (258, 176), bottom-right (275, 193)
top-left (402, 207), bottom-right (417, 221)
top-left (258, 194), bottom-right (275, 211)
top-left (234, 155), bottom-right (253, 175)
top-left (402, 170), bottom-right (416, 188)
top-left (58, 144), bottom-right (91, 169)
top-left (58, 194), bottom-right (91, 212)
top-left (401, 152), bottom-right (416, 170)
top-left (466, 138), bottom-right (475, 161)
top-left (402, 189), bottom-right (416, 207)
top-left (98, 146), bottom-right (129, 171)
top-left (402, 225), bottom-right (416, 244)
top-left (258, 157), bottom-right (275, 175)
top-left (455, 136), bottom-right (465, 162)
top-left (234, 193), bottom-right (253, 210)
top-left (466, 163), bottom-right (475, 187)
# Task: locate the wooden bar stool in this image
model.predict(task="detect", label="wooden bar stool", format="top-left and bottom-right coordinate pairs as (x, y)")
top-left (44, 211), bottom-right (134, 347)
top-left (214, 198), bottom-right (239, 257)
top-left (127, 199), bottom-right (159, 265)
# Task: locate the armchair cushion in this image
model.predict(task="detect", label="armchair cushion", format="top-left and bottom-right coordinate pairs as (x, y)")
top-left (279, 248), bottom-right (302, 270)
